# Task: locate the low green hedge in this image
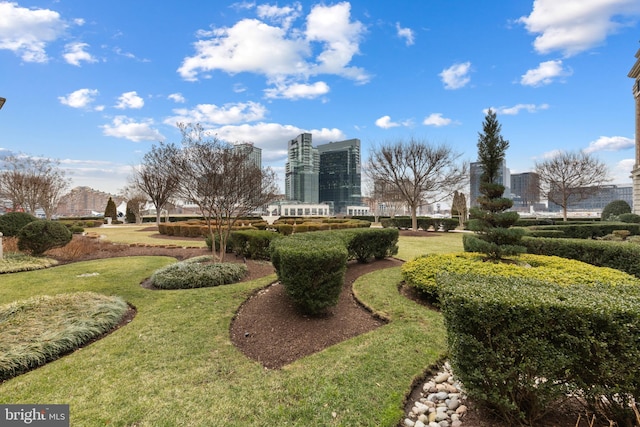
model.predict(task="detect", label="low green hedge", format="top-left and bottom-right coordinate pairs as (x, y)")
top-left (401, 252), bottom-right (640, 304)
top-left (150, 256), bottom-right (248, 289)
top-left (521, 236), bottom-right (640, 278)
top-left (229, 230), bottom-right (280, 260)
top-left (337, 228), bottom-right (399, 262)
top-left (439, 273), bottom-right (640, 426)
top-left (527, 223), bottom-right (640, 239)
top-left (380, 216), bottom-right (458, 231)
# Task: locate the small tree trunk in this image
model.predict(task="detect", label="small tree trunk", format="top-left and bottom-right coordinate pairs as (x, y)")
top-left (411, 205), bottom-right (418, 231)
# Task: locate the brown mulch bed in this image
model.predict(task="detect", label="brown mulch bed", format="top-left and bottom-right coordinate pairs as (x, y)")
top-left (230, 257), bottom-right (402, 369)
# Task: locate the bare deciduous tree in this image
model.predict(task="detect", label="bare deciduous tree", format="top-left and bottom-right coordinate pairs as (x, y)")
top-left (535, 150), bottom-right (610, 221)
top-left (175, 123), bottom-right (279, 262)
top-left (367, 138), bottom-right (468, 231)
top-left (120, 184), bottom-right (148, 224)
top-left (131, 142), bottom-right (181, 225)
top-left (0, 155), bottom-right (69, 218)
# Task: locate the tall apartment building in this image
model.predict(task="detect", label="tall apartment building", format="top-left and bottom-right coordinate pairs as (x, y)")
top-left (510, 172), bottom-right (541, 209)
top-left (285, 133), bottom-right (319, 203)
top-left (56, 186), bottom-right (121, 217)
top-left (233, 142), bottom-right (262, 169)
top-left (317, 138), bottom-right (362, 214)
top-left (469, 160), bottom-right (511, 207)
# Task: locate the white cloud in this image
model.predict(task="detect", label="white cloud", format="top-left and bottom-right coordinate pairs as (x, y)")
top-left (178, 3), bottom-right (368, 85)
top-left (58, 88), bottom-right (100, 109)
top-left (0, 1), bottom-right (67, 62)
top-left (256, 3), bottom-right (302, 30)
top-left (63, 42), bottom-right (97, 66)
top-left (518, 0), bottom-right (640, 56)
top-left (210, 122), bottom-right (345, 154)
top-left (168, 93), bottom-right (186, 103)
top-left (375, 115), bottom-right (400, 129)
top-left (203, 121), bottom-right (346, 191)
top-left (264, 81), bottom-right (330, 99)
top-left (423, 113), bottom-right (452, 127)
top-left (613, 158), bottom-right (634, 183)
top-left (396, 22), bottom-right (415, 46)
top-left (305, 2), bottom-right (367, 81)
top-left (164, 101), bottom-right (268, 127)
top-left (115, 91), bottom-right (144, 109)
top-left (101, 116), bottom-right (164, 142)
top-left (485, 103), bottom-right (549, 115)
top-left (521, 60), bottom-right (572, 86)
top-left (583, 136), bottom-right (635, 153)
top-left (439, 62), bottom-right (471, 90)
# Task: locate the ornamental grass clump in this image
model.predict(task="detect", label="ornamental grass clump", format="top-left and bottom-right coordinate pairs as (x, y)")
top-left (0, 292), bottom-right (128, 381)
top-left (402, 252), bottom-right (640, 304)
top-left (150, 257), bottom-right (247, 289)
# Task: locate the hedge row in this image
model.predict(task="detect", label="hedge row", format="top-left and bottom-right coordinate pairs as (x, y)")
top-left (526, 222), bottom-right (640, 239)
top-left (520, 236), bottom-right (640, 278)
top-left (269, 228), bottom-right (399, 314)
top-left (402, 251), bottom-right (640, 305)
top-left (158, 218), bottom-right (371, 237)
top-left (380, 216), bottom-right (459, 231)
top-left (439, 273), bottom-right (640, 425)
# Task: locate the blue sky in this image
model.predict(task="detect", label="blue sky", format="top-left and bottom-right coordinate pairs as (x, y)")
top-left (1, 0), bottom-right (640, 196)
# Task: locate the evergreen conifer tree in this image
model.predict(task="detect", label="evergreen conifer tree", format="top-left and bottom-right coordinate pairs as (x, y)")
top-left (465, 110), bottom-right (525, 260)
top-left (104, 197), bottom-right (118, 221)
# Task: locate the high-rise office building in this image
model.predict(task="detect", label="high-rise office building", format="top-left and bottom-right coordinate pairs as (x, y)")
top-left (285, 133), bottom-right (319, 203)
top-left (317, 139), bottom-right (362, 214)
top-left (469, 160), bottom-right (511, 207)
top-left (233, 142), bottom-right (262, 169)
top-left (510, 172), bottom-right (540, 209)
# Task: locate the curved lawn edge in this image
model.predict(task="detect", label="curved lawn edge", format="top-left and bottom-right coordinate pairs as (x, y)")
top-left (0, 292), bottom-right (130, 382)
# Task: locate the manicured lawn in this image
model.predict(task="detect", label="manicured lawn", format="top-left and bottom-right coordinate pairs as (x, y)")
top-left (95, 224), bottom-right (207, 247)
top-left (0, 229), bottom-right (457, 426)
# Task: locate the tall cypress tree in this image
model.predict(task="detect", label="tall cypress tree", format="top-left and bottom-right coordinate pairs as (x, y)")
top-left (104, 197), bottom-right (118, 221)
top-left (465, 110), bottom-right (525, 260)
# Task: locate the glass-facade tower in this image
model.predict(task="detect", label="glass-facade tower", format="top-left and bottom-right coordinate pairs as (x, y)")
top-left (317, 139), bottom-right (362, 214)
top-left (285, 133), bottom-right (319, 203)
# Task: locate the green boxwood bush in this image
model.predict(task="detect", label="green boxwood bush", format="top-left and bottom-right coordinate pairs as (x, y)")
top-left (338, 227), bottom-right (399, 262)
top-left (229, 229), bottom-right (280, 260)
top-left (0, 212), bottom-right (37, 237)
top-left (17, 220), bottom-right (72, 256)
top-left (618, 212), bottom-right (640, 223)
top-left (525, 223), bottom-right (640, 239)
top-left (521, 236), bottom-right (640, 278)
top-left (601, 199), bottom-right (631, 220)
top-left (270, 234), bottom-right (348, 315)
top-left (438, 273), bottom-right (640, 426)
top-left (150, 256), bottom-right (248, 289)
top-left (402, 251), bottom-right (640, 304)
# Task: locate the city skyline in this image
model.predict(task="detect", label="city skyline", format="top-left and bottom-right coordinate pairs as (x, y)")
top-left (1, 1), bottom-right (639, 196)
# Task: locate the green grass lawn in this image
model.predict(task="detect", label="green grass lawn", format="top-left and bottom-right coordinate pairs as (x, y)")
top-left (0, 230), bottom-right (462, 426)
top-left (96, 224), bottom-right (207, 247)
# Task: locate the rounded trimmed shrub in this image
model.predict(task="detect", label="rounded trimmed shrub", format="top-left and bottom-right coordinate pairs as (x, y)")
top-left (150, 257), bottom-right (248, 289)
top-left (601, 200), bottom-right (631, 221)
top-left (618, 212), bottom-right (640, 224)
top-left (0, 212), bottom-right (37, 237)
top-left (17, 220), bottom-right (72, 256)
